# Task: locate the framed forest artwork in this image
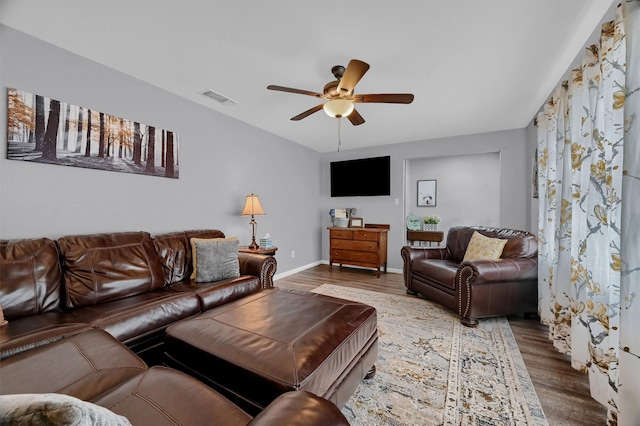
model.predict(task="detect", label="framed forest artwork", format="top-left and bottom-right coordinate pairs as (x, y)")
top-left (6, 88), bottom-right (179, 179)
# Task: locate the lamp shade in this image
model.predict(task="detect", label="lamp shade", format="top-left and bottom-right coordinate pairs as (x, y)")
top-left (323, 99), bottom-right (354, 118)
top-left (241, 194), bottom-right (266, 216)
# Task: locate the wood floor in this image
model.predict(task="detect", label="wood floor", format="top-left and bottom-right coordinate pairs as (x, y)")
top-left (276, 264), bottom-right (608, 426)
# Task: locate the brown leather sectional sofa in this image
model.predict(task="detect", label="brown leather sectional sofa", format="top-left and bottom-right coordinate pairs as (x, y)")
top-left (0, 230), bottom-right (349, 425)
top-left (401, 225), bottom-right (538, 327)
top-left (1, 328), bottom-right (348, 425)
top-left (0, 229), bottom-right (276, 359)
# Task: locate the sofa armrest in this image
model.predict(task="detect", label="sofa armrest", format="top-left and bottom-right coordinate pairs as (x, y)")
top-left (457, 258), bottom-right (538, 325)
top-left (248, 391), bottom-right (349, 426)
top-left (458, 257), bottom-right (538, 285)
top-left (238, 253), bottom-right (277, 288)
top-left (401, 245), bottom-right (449, 261)
top-left (400, 245), bottom-right (449, 287)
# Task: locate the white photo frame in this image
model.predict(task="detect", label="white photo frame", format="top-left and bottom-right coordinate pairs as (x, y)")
top-left (417, 180), bottom-right (437, 207)
top-left (349, 217), bottom-right (364, 228)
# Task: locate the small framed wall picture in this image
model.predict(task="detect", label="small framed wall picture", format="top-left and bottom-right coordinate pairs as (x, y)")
top-left (349, 217), bottom-right (364, 228)
top-left (417, 180), bottom-right (437, 207)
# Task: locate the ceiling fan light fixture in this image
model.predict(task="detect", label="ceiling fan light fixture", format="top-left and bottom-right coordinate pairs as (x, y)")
top-left (268, 59), bottom-right (412, 126)
top-left (323, 99), bottom-right (354, 118)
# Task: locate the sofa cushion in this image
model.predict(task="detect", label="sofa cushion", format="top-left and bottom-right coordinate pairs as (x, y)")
top-left (412, 259), bottom-right (460, 290)
top-left (445, 226), bottom-right (538, 261)
top-left (0, 238), bottom-right (62, 320)
top-left (0, 313), bottom-right (91, 359)
top-left (0, 393), bottom-right (131, 426)
top-left (169, 276), bottom-right (261, 311)
top-left (190, 237), bottom-right (240, 282)
top-left (59, 291), bottom-right (200, 344)
top-left (58, 232), bottom-right (165, 309)
top-left (153, 230), bottom-right (225, 285)
top-left (249, 391), bottom-right (350, 426)
top-left (463, 231), bottom-right (508, 261)
top-left (500, 231), bottom-right (538, 258)
top-left (92, 366), bottom-right (252, 426)
top-left (0, 329), bottom-right (147, 401)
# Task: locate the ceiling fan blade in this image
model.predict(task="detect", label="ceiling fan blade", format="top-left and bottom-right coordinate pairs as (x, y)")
top-left (291, 104), bottom-right (324, 121)
top-left (352, 93), bottom-right (414, 104)
top-left (337, 60), bottom-right (370, 95)
top-left (267, 85), bottom-right (325, 98)
top-left (347, 109), bottom-right (365, 126)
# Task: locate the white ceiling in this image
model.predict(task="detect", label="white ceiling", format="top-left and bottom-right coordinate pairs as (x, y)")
top-left (0, 0), bottom-right (614, 152)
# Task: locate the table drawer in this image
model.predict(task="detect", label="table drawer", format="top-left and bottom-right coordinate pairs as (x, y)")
top-left (332, 239), bottom-right (378, 252)
top-left (332, 250), bottom-right (379, 264)
top-left (330, 229), bottom-right (353, 240)
top-left (353, 230), bottom-right (380, 241)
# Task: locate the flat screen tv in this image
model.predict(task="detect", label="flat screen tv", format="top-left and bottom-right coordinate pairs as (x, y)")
top-left (330, 156), bottom-right (390, 197)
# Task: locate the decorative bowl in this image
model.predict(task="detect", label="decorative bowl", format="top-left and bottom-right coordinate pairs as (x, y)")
top-left (332, 218), bottom-right (350, 228)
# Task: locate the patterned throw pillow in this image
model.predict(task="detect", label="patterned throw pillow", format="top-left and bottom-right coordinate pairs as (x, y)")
top-left (190, 237), bottom-right (240, 283)
top-left (0, 393), bottom-right (131, 425)
top-left (462, 231), bottom-right (508, 261)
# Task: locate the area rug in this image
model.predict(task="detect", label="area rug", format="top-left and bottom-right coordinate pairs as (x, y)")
top-left (312, 284), bottom-right (548, 426)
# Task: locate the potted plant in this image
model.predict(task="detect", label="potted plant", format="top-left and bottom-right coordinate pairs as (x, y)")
top-left (422, 216), bottom-right (440, 231)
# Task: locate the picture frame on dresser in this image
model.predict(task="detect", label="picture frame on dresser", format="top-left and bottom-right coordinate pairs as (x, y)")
top-left (349, 217), bottom-right (364, 228)
top-left (417, 180), bottom-right (437, 206)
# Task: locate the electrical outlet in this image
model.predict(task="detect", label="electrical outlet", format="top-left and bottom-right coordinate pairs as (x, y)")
top-left (291, 250), bottom-right (295, 258)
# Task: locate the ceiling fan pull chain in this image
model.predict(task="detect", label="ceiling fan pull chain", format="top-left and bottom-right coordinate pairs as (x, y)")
top-left (338, 117), bottom-right (342, 152)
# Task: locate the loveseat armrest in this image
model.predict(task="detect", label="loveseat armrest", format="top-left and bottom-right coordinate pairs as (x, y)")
top-left (457, 257), bottom-right (538, 327)
top-left (248, 391), bottom-right (349, 426)
top-left (400, 245), bottom-right (449, 288)
top-left (401, 245), bottom-right (449, 262)
top-left (458, 257), bottom-right (538, 285)
top-left (238, 253), bottom-right (277, 288)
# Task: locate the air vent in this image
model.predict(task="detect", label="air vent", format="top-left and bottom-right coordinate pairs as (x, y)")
top-left (202, 89), bottom-right (237, 106)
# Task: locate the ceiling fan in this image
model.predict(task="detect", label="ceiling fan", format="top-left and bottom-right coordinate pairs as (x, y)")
top-left (267, 59), bottom-right (414, 126)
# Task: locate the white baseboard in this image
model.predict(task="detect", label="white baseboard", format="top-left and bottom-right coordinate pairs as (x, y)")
top-left (274, 260), bottom-right (401, 282)
top-left (273, 261), bottom-right (322, 281)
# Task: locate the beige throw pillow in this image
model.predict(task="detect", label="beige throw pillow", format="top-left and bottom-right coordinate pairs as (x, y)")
top-left (463, 231), bottom-right (508, 261)
top-left (190, 237), bottom-right (240, 282)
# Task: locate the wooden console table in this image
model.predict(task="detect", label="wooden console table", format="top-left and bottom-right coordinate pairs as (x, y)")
top-left (328, 226), bottom-right (388, 278)
top-left (407, 230), bottom-right (444, 247)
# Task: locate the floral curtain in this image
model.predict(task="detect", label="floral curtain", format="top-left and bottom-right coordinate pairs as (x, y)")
top-left (536, 2), bottom-right (640, 424)
top-left (619, 2), bottom-right (640, 425)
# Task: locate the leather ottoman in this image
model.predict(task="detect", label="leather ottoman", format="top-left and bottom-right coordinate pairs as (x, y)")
top-left (164, 287), bottom-right (378, 413)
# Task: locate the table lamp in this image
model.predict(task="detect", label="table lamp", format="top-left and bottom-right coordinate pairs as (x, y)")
top-left (241, 194), bottom-right (266, 250)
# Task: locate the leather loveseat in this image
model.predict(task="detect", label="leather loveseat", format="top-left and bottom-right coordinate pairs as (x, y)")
top-left (401, 225), bottom-right (538, 327)
top-left (0, 229), bottom-right (350, 424)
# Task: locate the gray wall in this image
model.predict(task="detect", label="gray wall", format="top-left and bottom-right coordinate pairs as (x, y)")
top-left (320, 128), bottom-right (532, 271)
top-left (407, 152), bottom-right (501, 235)
top-left (0, 24), bottom-right (321, 274)
top-left (1, 24), bottom-right (535, 278)
top-left (526, 120), bottom-right (539, 233)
